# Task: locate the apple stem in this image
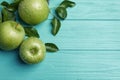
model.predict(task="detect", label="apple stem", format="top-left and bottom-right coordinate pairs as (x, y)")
top-left (30, 49), bottom-right (35, 55)
top-left (15, 23), bottom-right (19, 29)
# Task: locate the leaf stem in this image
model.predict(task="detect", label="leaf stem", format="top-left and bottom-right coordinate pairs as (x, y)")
top-left (49, 10), bottom-right (59, 20)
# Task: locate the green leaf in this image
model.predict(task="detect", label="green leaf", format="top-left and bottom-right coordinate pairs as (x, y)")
top-left (60, 0), bottom-right (76, 8)
top-left (51, 17), bottom-right (61, 36)
top-left (1, 8), bottom-right (16, 22)
top-left (1, 0), bottom-right (22, 12)
top-left (45, 43), bottom-right (59, 52)
top-left (46, 0), bottom-right (49, 4)
top-left (55, 7), bottom-right (67, 20)
top-left (24, 27), bottom-right (40, 38)
top-left (8, 4), bottom-right (18, 12)
top-left (1, 1), bottom-right (9, 7)
top-left (0, 12), bottom-right (2, 23)
top-left (9, 0), bottom-right (22, 12)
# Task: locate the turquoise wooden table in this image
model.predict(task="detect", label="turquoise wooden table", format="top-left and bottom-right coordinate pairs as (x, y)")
top-left (1, 0), bottom-right (120, 80)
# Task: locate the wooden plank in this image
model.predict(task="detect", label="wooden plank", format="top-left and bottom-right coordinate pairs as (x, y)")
top-left (1, 51), bottom-right (120, 80)
top-left (43, 51), bottom-right (120, 80)
top-left (1, 0), bottom-right (120, 20)
top-left (36, 20), bottom-right (120, 50)
top-left (0, 0), bottom-right (120, 80)
top-left (49, 0), bottom-right (120, 20)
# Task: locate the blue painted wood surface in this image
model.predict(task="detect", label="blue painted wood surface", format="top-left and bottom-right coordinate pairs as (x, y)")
top-left (0, 0), bottom-right (120, 80)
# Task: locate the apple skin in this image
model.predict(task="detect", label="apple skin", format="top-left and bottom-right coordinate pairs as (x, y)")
top-left (0, 21), bottom-right (25, 51)
top-left (18, 0), bottom-right (49, 25)
top-left (19, 37), bottom-right (46, 64)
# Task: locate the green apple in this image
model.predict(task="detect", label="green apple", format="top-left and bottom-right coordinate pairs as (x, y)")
top-left (19, 37), bottom-right (46, 64)
top-left (0, 21), bottom-right (25, 50)
top-left (18, 0), bottom-right (49, 25)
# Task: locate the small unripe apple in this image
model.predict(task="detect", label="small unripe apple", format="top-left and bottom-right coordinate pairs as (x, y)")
top-left (18, 0), bottom-right (49, 25)
top-left (0, 21), bottom-right (25, 50)
top-left (19, 37), bottom-right (46, 64)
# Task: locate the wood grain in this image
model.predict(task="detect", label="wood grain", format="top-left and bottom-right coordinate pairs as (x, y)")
top-left (49, 0), bottom-right (120, 20)
top-left (36, 20), bottom-right (120, 50)
top-left (0, 0), bottom-right (120, 80)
